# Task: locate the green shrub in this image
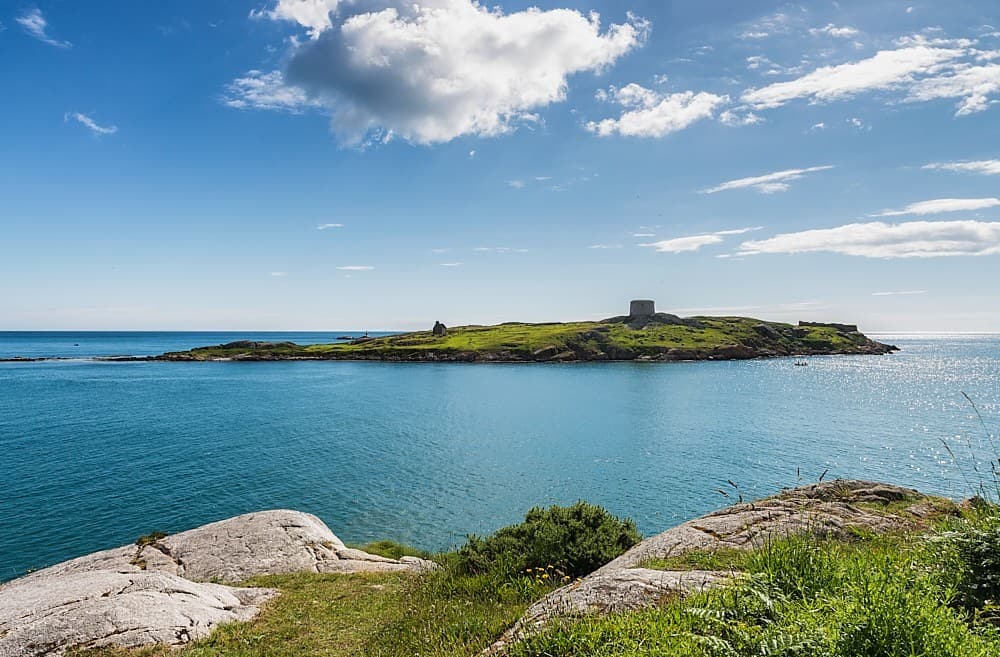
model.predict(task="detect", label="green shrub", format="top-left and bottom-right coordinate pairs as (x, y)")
top-left (457, 501), bottom-right (641, 579)
top-left (935, 509), bottom-right (1000, 614)
top-left (351, 540), bottom-right (430, 561)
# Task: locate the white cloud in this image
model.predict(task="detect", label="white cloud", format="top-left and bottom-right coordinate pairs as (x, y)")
top-left (719, 108), bottom-right (764, 126)
top-left (809, 24), bottom-right (860, 38)
top-left (507, 180), bottom-right (525, 189)
top-left (242, 1), bottom-right (649, 145)
top-left (588, 243), bottom-right (623, 249)
top-left (641, 227), bottom-right (761, 253)
top-left (872, 197), bottom-right (1000, 216)
top-left (336, 265), bottom-right (374, 270)
top-left (587, 83), bottom-right (728, 138)
top-left (468, 150), bottom-right (476, 159)
top-left (923, 159), bottom-right (1000, 175)
top-left (270, 271), bottom-right (289, 277)
top-left (16, 8), bottom-right (71, 48)
top-left (64, 112), bottom-right (117, 136)
top-left (810, 122), bottom-right (827, 130)
top-left (737, 220), bottom-right (1000, 258)
top-left (223, 70), bottom-right (322, 113)
top-left (741, 38), bottom-right (1000, 116)
top-left (743, 45), bottom-right (962, 109)
top-left (906, 63), bottom-right (1000, 115)
top-left (439, 262), bottom-right (464, 267)
top-left (632, 233), bottom-right (655, 237)
top-left (715, 226), bottom-right (763, 235)
top-left (703, 165), bottom-right (833, 194)
top-left (737, 12), bottom-right (792, 40)
top-left (317, 222), bottom-right (343, 229)
top-left (473, 247), bottom-right (529, 254)
top-left (871, 290), bottom-right (927, 296)
top-left (642, 234), bottom-right (723, 253)
top-left (250, 0), bottom-right (342, 38)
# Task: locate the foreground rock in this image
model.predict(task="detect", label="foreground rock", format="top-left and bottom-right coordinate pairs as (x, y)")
top-left (17, 510), bottom-right (433, 584)
top-left (0, 510), bottom-right (434, 656)
top-left (0, 572), bottom-right (274, 656)
top-left (483, 480), bottom-right (957, 655)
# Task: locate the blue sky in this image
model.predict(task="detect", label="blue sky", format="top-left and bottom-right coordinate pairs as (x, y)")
top-left (2, 0), bottom-right (999, 331)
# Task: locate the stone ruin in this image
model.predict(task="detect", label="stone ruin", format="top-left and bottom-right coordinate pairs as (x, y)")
top-left (629, 299), bottom-right (655, 317)
top-left (602, 300), bottom-right (704, 331)
top-left (432, 321), bottom-right (447, 336)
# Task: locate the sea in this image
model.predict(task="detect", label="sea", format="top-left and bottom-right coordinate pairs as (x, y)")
top-left (1, 331), bottom-right (998, 582)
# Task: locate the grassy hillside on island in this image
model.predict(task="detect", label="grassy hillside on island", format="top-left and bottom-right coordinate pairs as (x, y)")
top-left (157, 315), bottom-right (896, 362)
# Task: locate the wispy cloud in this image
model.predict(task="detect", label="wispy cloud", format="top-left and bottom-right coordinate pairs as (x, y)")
top-left (223, 70), bottom-right (320, 113)
top-left (473, 247), bottom-right (529, 254)
top-left (737, 220), bottom-right (1000, 258)
top-left (719, 108), bottom-right (764, 126)
top-left (64, 112), bottom-right (117, 136)
top-left (16, 8), bottom-right (71, 48)
top-left (737, 11), bottom-right (793, 40)
top-left (588, 83), bottom-right (727, 138)
top-left (871, 290), bottom-right (927, 296)
top-left (741, 37), bottom-right (1000, 117)
top-left (923, 159), bottom-right (1000, 175)
top-left (809, 24), bottom-right (860, 38)
top-left (641, 227), bottom-right (762, 253)
top-left (507, 180), bottom-right (526, 189)
top-left (317, 223), bottom-right (343, 230)
top-left (588, 244), bottom-right (623, 249)
top-left (336, 265), bottom-right (374, 271)
top-left (872, 197), bottom-right (1000, 216)
top-left (270, 271), bottom-right (289, 277)
top-left (439, 262), bottom-right (464, 267)
top-left (703, 166), bottom-right (833, 194)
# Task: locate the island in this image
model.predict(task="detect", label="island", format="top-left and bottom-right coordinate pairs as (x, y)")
top-left (155, 300), bottom-right (897, 363)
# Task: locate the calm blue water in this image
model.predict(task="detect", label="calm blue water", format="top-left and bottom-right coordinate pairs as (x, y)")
top-left (1, 332), bottom-right (998, 582)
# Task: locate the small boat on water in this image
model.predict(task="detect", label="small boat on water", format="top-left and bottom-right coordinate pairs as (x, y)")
top-left (794, 361), bottom-right (808, 366)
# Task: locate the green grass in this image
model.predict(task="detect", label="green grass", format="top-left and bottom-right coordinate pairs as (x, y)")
top-left (70, 561), bottom-right (556, 657)
top-left (509, 523), bottom-right (1000, 657)
top-left (348, 540), bottom-right (431, 560)
top-left (640, 547), bottom-right (750, 572)
top-left (162, 317), bottom-right (885, 361)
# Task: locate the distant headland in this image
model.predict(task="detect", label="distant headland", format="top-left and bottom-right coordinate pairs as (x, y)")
top-left (152, 300), bottom-right (897, 363)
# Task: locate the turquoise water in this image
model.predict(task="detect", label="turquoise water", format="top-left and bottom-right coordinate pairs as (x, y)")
top-left (1, 332), bottom-right (998, 582)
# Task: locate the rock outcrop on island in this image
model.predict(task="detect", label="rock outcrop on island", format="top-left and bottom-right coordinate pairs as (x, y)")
top-left (0, 510), bottom-right (435, 656)
top-left (482, 480), bottom-right (957, 656)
